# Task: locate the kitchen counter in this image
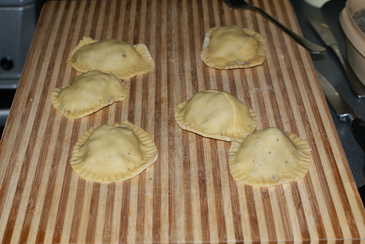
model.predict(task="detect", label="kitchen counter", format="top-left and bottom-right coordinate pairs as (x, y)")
top-left (291, 0), bottom-right (365, 188)
top-left (0, 0), bottom-right (364, 243)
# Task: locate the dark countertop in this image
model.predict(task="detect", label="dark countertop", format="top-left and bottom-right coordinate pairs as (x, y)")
top-left (291, 0), bottom-right (365, 189)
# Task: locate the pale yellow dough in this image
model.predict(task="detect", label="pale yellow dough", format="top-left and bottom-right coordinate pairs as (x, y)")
top-left (70, 122), bottom-right (158, 183)
top-left (68, 37), bottom-right (154, 79)
top-left (51, 70), bottom-right (128, 119)
top-left (175, 90), bottom-right (256, 141)
top-left (229, 128), bottom-right (312, 186)
top-left (201, 26), bottom-right (266, 69)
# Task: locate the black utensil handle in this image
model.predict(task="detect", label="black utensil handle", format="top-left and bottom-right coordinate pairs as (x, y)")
top-left (352, 118), bottom-right (365, 150)
top-left (252, 6), bottom-right (326, 54)
top-left (359, 185), bottom-right (365, 207)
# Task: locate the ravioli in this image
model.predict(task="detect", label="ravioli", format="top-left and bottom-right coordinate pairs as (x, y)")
top-left (68, 37), bottom-right (154, 79)
top-left (175, 90), bottom-right (256, 141)
top-left (201, 26), bottom-right (266, 69)
top-left (51, 70), bottom-right (128, 119)
top-left (228, 128), bottom-right (312, 186)
top-left (70, 122), bottom-right (158, 183)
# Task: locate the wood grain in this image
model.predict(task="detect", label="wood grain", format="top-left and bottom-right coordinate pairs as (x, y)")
top-left (0, 0), bottom-right (364, 243)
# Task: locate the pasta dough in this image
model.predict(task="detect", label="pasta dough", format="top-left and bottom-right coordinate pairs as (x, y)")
top-left (201, 26), bottom-right (266, 69)
top-left (70, 122), bottom-right (158, 183)
top-left (228, 128), bottom-right (312, 186)
top-left (68, 37), bottom-right (154, 79)
top-left (175, 90), bottom-right (256, 141)
top-left (51, 70), bottom-right (128, 119)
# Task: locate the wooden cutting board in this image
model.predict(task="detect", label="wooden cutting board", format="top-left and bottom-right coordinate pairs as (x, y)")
top-left (0, 0), bottom-right (364, 243)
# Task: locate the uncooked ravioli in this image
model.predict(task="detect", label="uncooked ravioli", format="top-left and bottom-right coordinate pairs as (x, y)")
top-left (201, 26), bottom-right (266, 69)
top-left (228, 128), bottom-right (312, 186)
top-left (70, 122), bottom-right (158, 183)
top-left (51, 70), bottom-right (128, 119)
top-left (175, 90), bottom-right (256, 141)
top-left (68, 37), bottom-right (154, 79)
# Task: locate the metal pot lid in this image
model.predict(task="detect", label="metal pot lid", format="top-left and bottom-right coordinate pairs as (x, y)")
top-left (0, 0), bottom-right (36, 6)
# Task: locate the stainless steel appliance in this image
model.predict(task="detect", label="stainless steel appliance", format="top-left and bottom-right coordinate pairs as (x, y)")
top-left (0, 0), bottom-right (42, 136)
